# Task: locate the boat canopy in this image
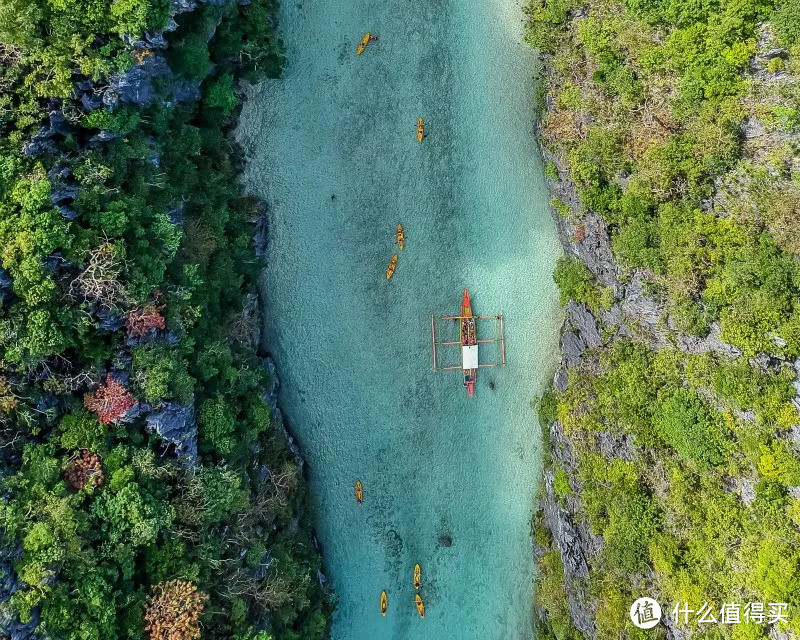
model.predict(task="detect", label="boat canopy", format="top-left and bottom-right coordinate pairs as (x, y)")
top-left (462, 345), bottom-right (478, 369)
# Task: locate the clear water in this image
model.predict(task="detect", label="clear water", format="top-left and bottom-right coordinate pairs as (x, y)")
top-left (236, 0), bottom-right (562, 636)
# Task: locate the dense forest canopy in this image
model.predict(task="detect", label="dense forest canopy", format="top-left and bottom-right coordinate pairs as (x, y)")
top-left (530, 0), bottom-right (800, 638)
top-left (0, 0), bottom-right (330, 638)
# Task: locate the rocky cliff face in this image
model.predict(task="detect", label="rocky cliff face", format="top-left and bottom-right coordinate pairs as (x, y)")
top-left (533, 20), bottom-right (800, 639)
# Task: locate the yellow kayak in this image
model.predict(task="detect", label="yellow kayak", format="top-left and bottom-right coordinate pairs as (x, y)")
top-left (415, 594), bottom-right (425, 618)
top-left (416, 117), bottom-right (424, 142)
top-left (397, 224), bottom-right (405, 250)
top-left (386, 254), bottom-right (398, 280)
top-left (413, 563), bottom-right (421, 590)
top-left (380, 590), bottom-right (388, 616)
top-left (356, 33), bottom-right (371, 55)
top-left (355, 480), bottom-right (363, 506)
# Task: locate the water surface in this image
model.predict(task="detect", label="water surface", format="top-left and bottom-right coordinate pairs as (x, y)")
top-left (237, 0), bottom-right (562, 636)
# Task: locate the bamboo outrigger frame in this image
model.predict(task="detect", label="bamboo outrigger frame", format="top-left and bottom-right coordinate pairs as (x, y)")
top-left (429, 312), bottom-right (506, 372)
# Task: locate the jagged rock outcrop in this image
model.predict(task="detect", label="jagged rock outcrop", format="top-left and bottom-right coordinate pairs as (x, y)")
top-left (103, 55), bottom-right (201, 109)
top-left (261, 357), bottom-right (305, 472)
top-left (145, 403), bottom-right (198, 466)
top-left (543, 469), bottom-right (596, 636)
top-left (0, 543), bottom-right (39, 640)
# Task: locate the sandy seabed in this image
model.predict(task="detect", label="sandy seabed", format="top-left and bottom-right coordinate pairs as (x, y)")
top-left (236, 0), bottom-right (563, 637)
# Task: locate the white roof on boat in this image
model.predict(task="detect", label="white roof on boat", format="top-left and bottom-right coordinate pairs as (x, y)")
top-left (462, 345), bottom-right (478, 369)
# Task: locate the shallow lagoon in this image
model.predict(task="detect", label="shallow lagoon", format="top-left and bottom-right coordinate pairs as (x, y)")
top-left (237, 0), bottom-right (562, 636)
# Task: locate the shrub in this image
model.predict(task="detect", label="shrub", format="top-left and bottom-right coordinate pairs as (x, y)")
top-left (204, 74), bottom-right (238, 117)
top-left (774, 0), bottom-right (800, 46)
top-left (58, 411), bottom-right (107, 451)
top-left (553, 256), bottom-right (612, 311)
top-left (198, 394), bottom-right (236, 455)
top-left (654, 388), bottom-right (724, 466)
top-left (553, 467), bottom-right (571, 500)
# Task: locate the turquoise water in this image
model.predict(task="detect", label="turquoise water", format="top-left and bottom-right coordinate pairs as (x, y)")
top-left (236, 0), bottom-right (562, 636)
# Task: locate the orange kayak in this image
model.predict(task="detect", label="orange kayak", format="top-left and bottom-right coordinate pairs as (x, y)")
top-left (380, 590), bottom-right (388, 616)
top-left (397, 224), bottom-right (405, 250)
top-left (386, 254), bottom-right (398, 280)
top-left (356, 33), bottom-right (371, 55)
top-left (416, 117), bottom-right (424, 142)
top-left (413, 563), bottom-right (421, 590)
top-left (355, 480), bottom-right (363, 506)
top-left (415, 594), bottom-right (425, 618)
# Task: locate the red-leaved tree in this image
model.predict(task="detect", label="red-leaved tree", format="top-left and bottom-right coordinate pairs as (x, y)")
top-left (83, 377), bottom-right (136, 424)
top-left (125, 304), bottom-right (166, 338)
top-left (64, 450), bottom-right (104, 490)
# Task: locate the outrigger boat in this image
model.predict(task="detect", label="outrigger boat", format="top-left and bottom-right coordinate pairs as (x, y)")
top-left (416, 117), bottom-right (425, 142)
top-left (413, 564), bottom-right (421, 590)
top-left (355, 480), bottom-right (363, 506)
top-left (380, 590), bottom-right (388, 616)
top-left (415, 594), bottom-right (425, 618)
top-left (386, 254), bottom-right (398, 280)
top-left (430, 289), bottom-right (506, 396)
top-left (460, 289), bottom-right (477, 396)
top-left (396, 224), bottom-right (405, 250)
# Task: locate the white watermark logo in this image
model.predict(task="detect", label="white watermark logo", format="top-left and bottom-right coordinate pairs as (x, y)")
top-left (671, 602), bottom-right (789, 625)
top-left (630, 597), bottom-right (662, 629)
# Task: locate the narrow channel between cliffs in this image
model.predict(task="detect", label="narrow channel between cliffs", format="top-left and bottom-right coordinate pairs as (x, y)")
top-left (237, 0), bottom-right (562, 637)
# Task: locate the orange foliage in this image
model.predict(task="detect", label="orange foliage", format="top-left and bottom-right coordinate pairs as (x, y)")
top-left (83, 377), bottom-right (137, 424)
top-left (145, 580), bottom-right (208, 640)
top-left (64, 450), bottom-right (104, 490)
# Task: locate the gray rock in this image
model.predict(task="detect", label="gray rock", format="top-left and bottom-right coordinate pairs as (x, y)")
top-left (0, 541), bottom-right (40, 640)
top-left (595, 431), bottom-right (636, 461)
top-left (675, 322), bottom-right (741, 357)
top-left (122, 31), bottom-right (168, 50)
top-left (571, 211), bottom-right (621, 295)
top-left (96, 308), bottom-right (124, 331)
top-left (619, 271), bottom-right (663, 329)
top-left (47, 110), bottom-right (69, 135)
top-left (22, 139), bottom-right (56, 157)
top-left (89, 130), bottom-right (119, 145)
top-left (543, 470), bottom-right (596, 637)
top-left (145, 403), bottom-right (198, 466)
top-left (104, 55), bottom-right (201, 109)
top-left (51, 185), bottom-right (80, 205)
top-left (561, 331), bottom-right (585, 368)
top-left (54, 204), bottom-right (77, 220)
top-left (553, 368), bottom-right (569, 392)
top-left (47, 164), bottom-right (72, 181)
top-left (172, 0), bottom-right (199, 13)
top-left (167, 205), bottom-right (185, 225)
top-left (743, 117), bottom-right (766, 139)
top-left (566, 301), bottom-right (602, 348)
top-left (0, 268), bottom-right (12, 298)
